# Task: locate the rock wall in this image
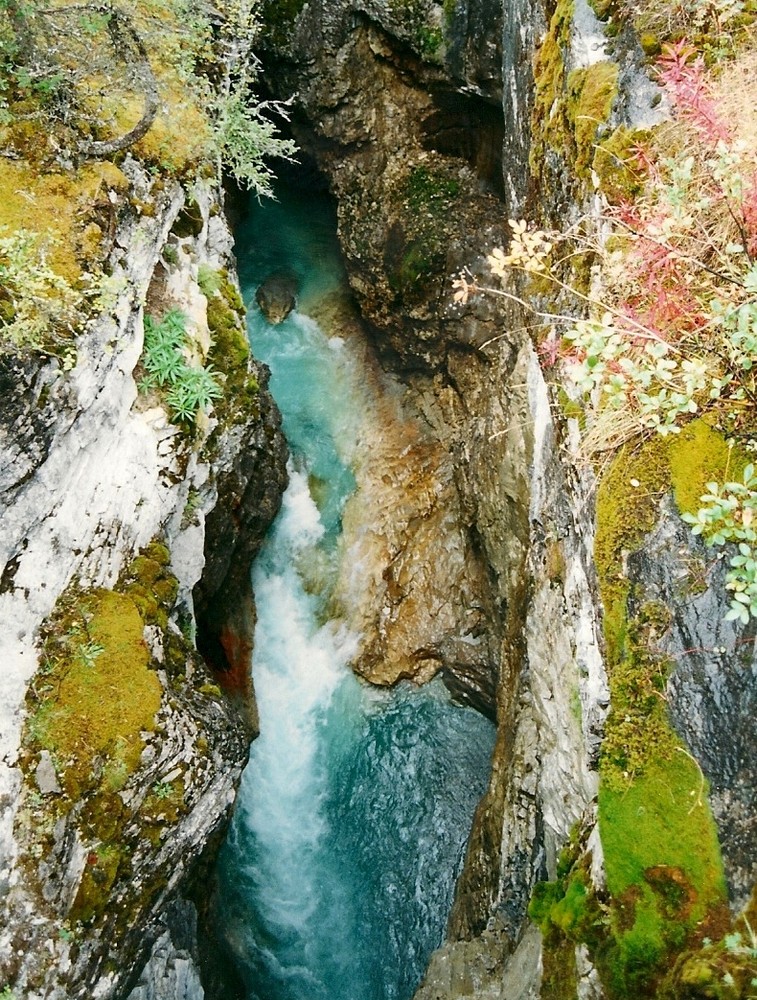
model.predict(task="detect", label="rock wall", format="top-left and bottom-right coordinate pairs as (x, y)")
top-left (0, 161), bottom-right (286, 998)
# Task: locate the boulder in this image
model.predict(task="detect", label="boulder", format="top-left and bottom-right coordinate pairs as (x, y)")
top-left (255, 271), bottom-right (298, 324)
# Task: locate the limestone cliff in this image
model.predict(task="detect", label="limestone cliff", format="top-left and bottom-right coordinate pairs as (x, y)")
top-left (0, 116), bottom-right (286, 1000)
top-left (0, 164), bottom-right (287, 998)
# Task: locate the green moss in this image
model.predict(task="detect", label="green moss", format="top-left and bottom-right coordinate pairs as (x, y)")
top-left (405, 167), bottom-right (460, 207)
top-left (639, 32), bottom-right (662, 56)
top-left (566, 61), bottom-right (619, 178)
top-left (530, 3), bottom-right (623, 194)
top-left (594, 437), bottom-right (671, 665)
top-left (69, 844), bottom-right (124, 925)
top-left (598, 754), bottom-right (727, 996)
top-left (530, 0), bottom-right (574, 177)
top-left (530, 766), bottom-right (727, 999)
top-left (660, 889), bottom-right (757, 999)
top-left (129, 555), bottom-right (163, 586)
top-left (388, 0), bottom-right (444, 58)
top-left (144, 540), bottom-right (170, 566)
top-left (668, 418), bottom-right (751, 518)
top-left (387, 164), bottom-right (461, 300)
top-left (140, 778), bottom-right (186, 826)
top-left (30, 591), bottom-right (161, 801)
top-left (201, 269), bottom-right (258, 431)
top-left (600, 754), bottom-right (725, 906)
top-left (529, 831), bottom-right (599, 998)
top-left (586, 430), bottom-right (731, 995)
top-left (587, 0), bottom-right (616, 18)
top-left (542, 935), bottom-right (579, 1000)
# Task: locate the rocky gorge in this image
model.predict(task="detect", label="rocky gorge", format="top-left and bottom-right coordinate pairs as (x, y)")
top-left (0, 0), bottom-right (755, 999)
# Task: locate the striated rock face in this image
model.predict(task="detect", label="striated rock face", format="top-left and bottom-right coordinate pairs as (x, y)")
top-left (261, 5), bottom-right (608, 977)
top-left (0, 161), bottom-right (286, 998)
top-left (413, 351), bottom-right (607, 1000)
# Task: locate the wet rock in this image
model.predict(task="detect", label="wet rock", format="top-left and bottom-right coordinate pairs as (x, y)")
top-left (628, 498), bottom-right (757, 908)
top-left (255, 271), bottom-right (298, 324)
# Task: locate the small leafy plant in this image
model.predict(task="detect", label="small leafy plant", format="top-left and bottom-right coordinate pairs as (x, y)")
top-left (152, 781), bottom-right (175, 800)
top-left (682, 463), bottom-right (757, 623)
top-left (139, 309), bottom-right (221, 425)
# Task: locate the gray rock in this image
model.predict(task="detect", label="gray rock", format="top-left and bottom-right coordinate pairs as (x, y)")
top-left (34, 752), bottom-right (61, 796)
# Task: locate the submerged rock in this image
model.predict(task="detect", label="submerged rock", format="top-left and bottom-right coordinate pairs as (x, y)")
top-left (255, 271), bottom-right (298, 324)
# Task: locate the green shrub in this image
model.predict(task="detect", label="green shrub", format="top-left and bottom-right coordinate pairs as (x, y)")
top-left (139, 309), bottom-right (221, 425)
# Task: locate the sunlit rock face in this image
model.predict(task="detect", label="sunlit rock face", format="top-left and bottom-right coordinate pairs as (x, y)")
top-left (0, 165), bottom-right (287, 999)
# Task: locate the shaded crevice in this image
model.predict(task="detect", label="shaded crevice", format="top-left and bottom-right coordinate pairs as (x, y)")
top-left (421, 91), bottom-right (505, 198)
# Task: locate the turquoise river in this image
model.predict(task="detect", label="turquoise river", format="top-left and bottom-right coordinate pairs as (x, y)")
top-left (212, 183), bottom-right (496, 1000)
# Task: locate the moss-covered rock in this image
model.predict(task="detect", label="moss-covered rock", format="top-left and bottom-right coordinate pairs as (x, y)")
top-left (566, 61), bottom-right (619, 179)
top-left (28, 589), bottom-right (161, 802)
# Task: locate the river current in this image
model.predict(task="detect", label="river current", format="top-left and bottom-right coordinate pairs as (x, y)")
top-left (212, 184), bottom-right (495, 1000)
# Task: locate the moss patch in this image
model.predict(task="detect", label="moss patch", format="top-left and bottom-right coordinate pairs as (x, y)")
top-left (70, 844), bottom-right (125, 925)
top-left (530, 0), bottom-right (575, 177)
top-left (600, 754), bottom-right (726, 908)
top-left (592, 126), bottom-right (648, 203)
top-left (0, 159), bottom-right (127, 285)
top-left (531, 780), bottom-right (727, 999)
top-left (30, 590), bottom-right (161, 800)
top-left (668, 418), bottom-right (751, 518)
top-left (386, 164), bottom-right (461, 301)
top-left (594, 436), bottom-right (671, 664)
top-left (566, 61), bottom-right (619, 179)
top-left (598, 753), bottom-right (727, 997)
top-left (201, 266), bottom-right (260, 431)
top-left (579, 426), bottom-right (733, 995)
top-left (599, 600), bottom-right (677, 785)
